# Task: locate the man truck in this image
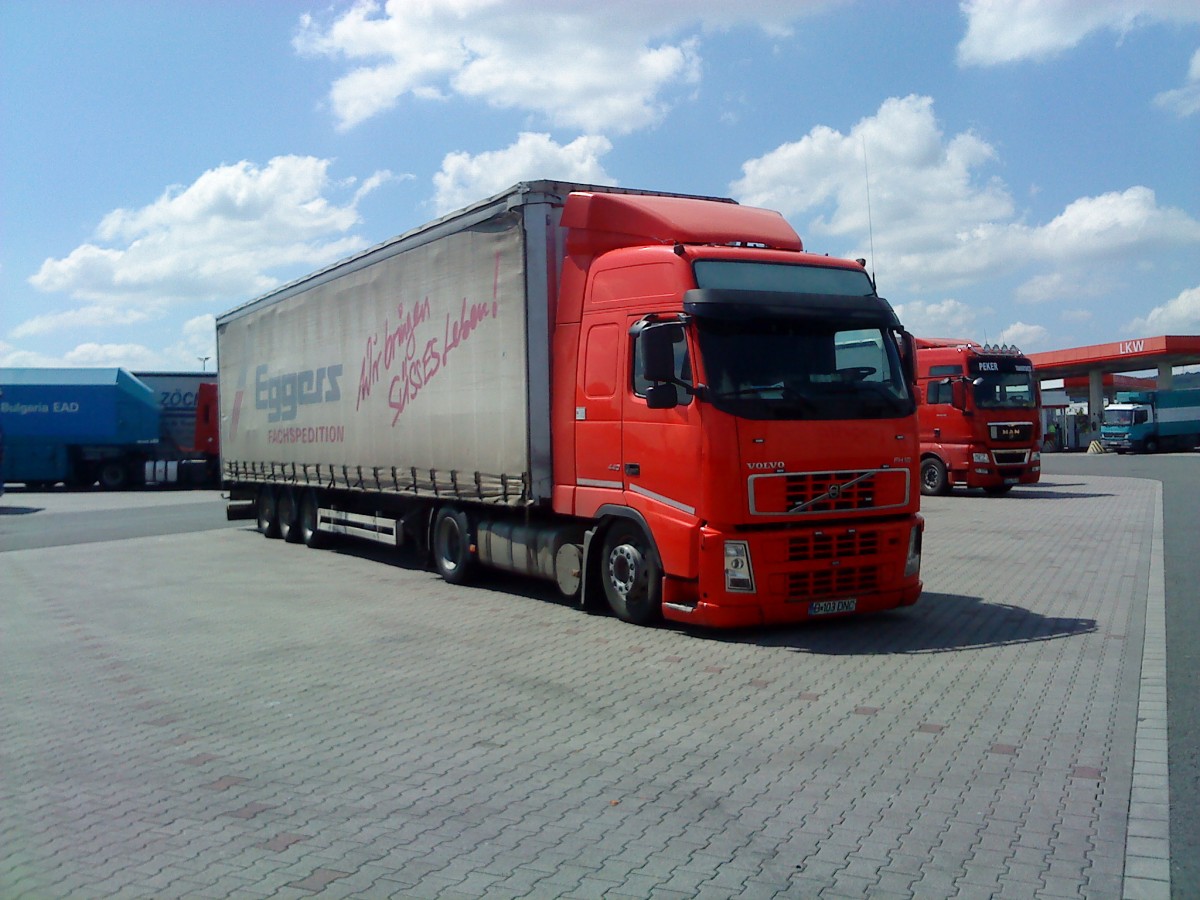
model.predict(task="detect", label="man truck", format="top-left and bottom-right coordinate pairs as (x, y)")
top-left (217, 180), bottom-right (924, 628)
top-left (915, 339), bottom-right (1041, 496)
top-left (1101, 389), bottom-right (1200, 453)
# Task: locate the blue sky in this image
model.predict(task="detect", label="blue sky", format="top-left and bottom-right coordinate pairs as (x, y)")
top-left (2, 0), bottom-right (1198, 372)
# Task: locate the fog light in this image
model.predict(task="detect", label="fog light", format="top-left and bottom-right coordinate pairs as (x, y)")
top-left (974, 467), bottom-right (989, 475)
top-left (724, 541), bottom-right (755, 592)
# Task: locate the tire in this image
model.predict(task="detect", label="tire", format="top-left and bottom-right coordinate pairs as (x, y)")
top-left (920, 457), bottom-right (949, 497)
top-left (599, 520), bottom-right (663, 626)
top-left (256, 486), bottom-right (281, 539)
top-left (299, 489), bottom-right (326, 549)
top-left (432, 506), bottom-right (475, 584)
top-left (99, 461), bottom-right (129, 490)
top-left (277, 488), bottom-right (301, 543)
top-left (1144, 439), bottom-right (1158, 454)
top-left (983, 484), bottom-right (1012, 496)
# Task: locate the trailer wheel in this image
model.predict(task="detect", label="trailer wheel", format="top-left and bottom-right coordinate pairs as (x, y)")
top-left (277, 488), bottom-right (301, 543)
top-left (99, 461), bottom-right (129, 491)
top-left (432, 507), bottom-right (475, 584)
top-left (256, 486), bottom-right (281, 539)
top-left (299, 490), bottom-right (326, 549)
top-left (920, 457), bottom-right (949, 496)
top-left (600, 520), bottom-right (663, 626)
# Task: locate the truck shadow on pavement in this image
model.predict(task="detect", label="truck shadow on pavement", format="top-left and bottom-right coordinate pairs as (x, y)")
top-left (710, 592), bottom-right (1097, 654)
top-left (0, 503), bottom-right (44, 515)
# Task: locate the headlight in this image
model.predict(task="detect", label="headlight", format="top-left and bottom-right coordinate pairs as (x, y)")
top-left (1031, 450), bottom-right (1041, 461)
top-left (972, 452), bottom-right (990, 464)
top-left (904, 523), bottom-right (923, 578)
top-left (724, 541), bottom-right (755, 592)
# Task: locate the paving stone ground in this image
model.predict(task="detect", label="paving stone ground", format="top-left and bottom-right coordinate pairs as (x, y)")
top-left (0, 474), bottom-right (1165, 898)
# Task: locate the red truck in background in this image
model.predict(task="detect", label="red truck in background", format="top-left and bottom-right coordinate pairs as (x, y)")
top-left (217, 181), bottom-right (924, 628)
top-left (915, 338), bottom-right (1041, 496)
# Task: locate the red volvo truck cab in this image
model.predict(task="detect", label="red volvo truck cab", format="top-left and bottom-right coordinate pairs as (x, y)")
top-left (915, 338), bottom-right (1041, 496)
top-left (220, 182), bottom-right (924, 627)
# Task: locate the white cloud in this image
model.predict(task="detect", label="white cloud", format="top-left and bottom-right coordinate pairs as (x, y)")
top-left (1124, 284), bottom-right (1200, 334)
top-left (1155, 48), bottom-right (1200, 116)
top-left (294, 1), bottom-right (835, 132)
top-left (891, 298), bottom-right (981, 339)
top-left (957, 0), bottom-right (1200, 66)
top-left (731, 96), bottom-right (1200, 295)
top-left (20, 156), bottom-right (391, 339)
top-left (432, 133), bottom-right (615, 214)
top-left (61, 343), bottom-right (166, 369)
top-left (1000, 321), bottom-right (1049, 348)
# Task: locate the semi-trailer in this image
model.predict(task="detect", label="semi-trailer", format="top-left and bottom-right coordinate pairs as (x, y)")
top-left (1101, 388), bottom-right (1200, 453)
top-left (0, 367), bottom-right (161, 489)
top-left (914, 339), bottom-right (1041, 495)
top-left (217, 180), bottom-right (925, 627)
top-left (0, 368), bottom-right (220, 489)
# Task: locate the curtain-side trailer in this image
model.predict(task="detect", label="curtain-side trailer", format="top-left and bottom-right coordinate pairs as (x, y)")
top-left (218, 180), bottom-right (924, 627)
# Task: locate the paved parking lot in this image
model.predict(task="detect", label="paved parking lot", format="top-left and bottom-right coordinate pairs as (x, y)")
top-left (1, 474), bottom-right (1166, 898)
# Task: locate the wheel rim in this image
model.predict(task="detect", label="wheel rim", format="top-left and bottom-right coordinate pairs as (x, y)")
top-left (608, 542), bottom-right (644, 599)
top-left (921, 465), bottom-right (938, 491)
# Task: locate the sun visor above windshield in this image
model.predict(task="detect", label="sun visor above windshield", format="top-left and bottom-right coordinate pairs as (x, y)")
top-left (561, 191), bottom-right (803, 251)
top-left (683, 289), bottom-right (901, 327)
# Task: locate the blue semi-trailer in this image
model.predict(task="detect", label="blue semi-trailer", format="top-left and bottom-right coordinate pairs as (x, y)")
top-left (1, 368), bottom-right (164, 489)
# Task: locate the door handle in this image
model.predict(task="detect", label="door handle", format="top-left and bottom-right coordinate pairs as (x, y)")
top-left (624, 463), bottom-right (640, 476)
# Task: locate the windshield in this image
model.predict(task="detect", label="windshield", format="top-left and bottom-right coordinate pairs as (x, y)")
top-left (1103, 408), bottom-right (1134, 427)
top-left (695, 319), bottom-right (913, 421)
top-left (971, 372), bottom-right (1037, 409)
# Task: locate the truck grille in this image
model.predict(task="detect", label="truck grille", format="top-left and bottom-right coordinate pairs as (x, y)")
top-left (749, 468), bottom-right (910, 516)
top-left (784, 564), bottom-right (880, 600)
top-left (788, 528), bottom-right (880, 561)
top-left (992, 449), bottom-right (1030, 466)
top-left (989, 422), bottom-right (1032, 442)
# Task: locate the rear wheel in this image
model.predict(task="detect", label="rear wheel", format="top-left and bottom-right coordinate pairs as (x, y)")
top-left (432, 507), bottom-right (475, 584)
top-left (920, 457), bottom-right (949, 496)
top-left (99, 461), bottom-right (129, 490)
top-left (277, 488), bottom-right (301, 543)
top-left (600, 520), bottom-right (663, 626)
top-left (256, 486), bottom-right (281, 538)
top-left (299, 490), bottom-right (326, 548)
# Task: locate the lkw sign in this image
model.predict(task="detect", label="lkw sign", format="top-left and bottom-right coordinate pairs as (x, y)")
top-left (1120, 340), bottom-right (1145, 354)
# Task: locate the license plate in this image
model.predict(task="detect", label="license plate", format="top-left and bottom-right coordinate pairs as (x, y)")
top-left (810, 598), bottom-right (856, 616)
top-left (1004, 477), bottom-right (1018, 484)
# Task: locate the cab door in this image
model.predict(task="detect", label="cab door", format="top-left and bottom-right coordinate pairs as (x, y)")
top-left (620, 318), bottom-right (703, 523)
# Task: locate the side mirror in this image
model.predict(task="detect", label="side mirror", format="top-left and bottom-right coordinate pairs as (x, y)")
top-left (644, 383), bottom-right (679, 410)
top-left (950, 378), bottom-right (968, 412)
top-left (640, 325), bottom-right (677, 384)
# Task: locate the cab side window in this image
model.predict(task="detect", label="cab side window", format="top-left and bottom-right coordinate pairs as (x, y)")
top-left (927, 382), bottom-right (954, 405)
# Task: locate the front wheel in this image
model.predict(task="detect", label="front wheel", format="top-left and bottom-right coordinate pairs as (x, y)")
top-left (600, 520), bottom-right (663, 626)
top-left (431, 507), bottom-right (475, 584)
top-left (920, 457), bottom-right (949, 496)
